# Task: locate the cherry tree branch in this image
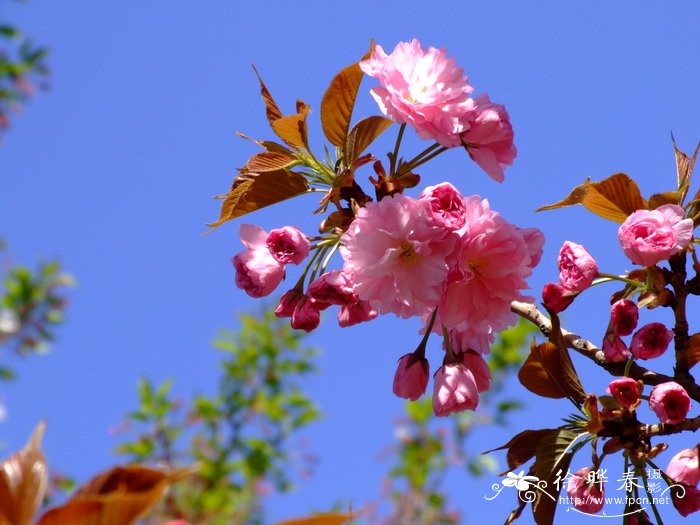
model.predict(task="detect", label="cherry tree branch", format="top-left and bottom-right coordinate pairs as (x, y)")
top-left (639, 414), bottom-right (700, 438)
top-left (510, 300), bottom-right (700, 402)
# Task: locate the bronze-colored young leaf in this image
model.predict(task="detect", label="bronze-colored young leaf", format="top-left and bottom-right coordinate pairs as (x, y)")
top-left (648, 191), bottom-right (682, 209)
top-left (345, 116), bottom-right (393, 165)
top-left (687, 332), bottom-right (700, 369)
top-left (252, 65), bottom-right (283, 127)
top-left (545, 309), bottom-right (586, 404)
top-left (532, 429), bottom-right (578, 525)
top-left (484, 428), bottom-right (556, 472)
top-left (245, 151), bottom-right (299, 172)
top-left (320, 60), bottom-right (366, 147)
top-left (235, 132), bottom-right (293, 156)
top-left (0, 422), bottom-right (48, 525)
top-left (208, 170), bottom-right (309, 230)
top-left (538, 173), bottom-right (648, 223)
top-left (673, 137), bottom-right (699, 200)
top-left (37, 465), bottom-right (187, 525)
top-left (276, 512), bottom-right (355, 525)
top-left (272, 105), bottom-right (310, 150)
top-left (518, 340), bottom-right (585, 404)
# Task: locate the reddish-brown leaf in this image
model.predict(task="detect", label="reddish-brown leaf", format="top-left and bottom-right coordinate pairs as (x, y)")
top-left (537, 173), bottom-right (648, 223)
top-left (532, 429), bottom-right (577, 525)
top-left (208, 170), bottom-right (309, 230)
top-left (320, 59), bottom-right (367, 147)
top-left (276, 513), bottom-right (354, 525)
top-left (37, 466), bottom-right (189, 525)
top-left (252, 65), bottom-right (283, 127)
top-left (345, 116), bottom-right (393, 165)
top-left (649, 191), bottom-right (682, 208)
top-left (272, 105), bottom-right (310, 150)
top-left (688, 332), bottom-right (700, 369)
top-left (518, 340), bottom-right (585, 403)
top-left (484, 429), bottom-right (556, 472)
top-left (673, 137), bottom-right (700, 198)
top-left (245, 151), bottom-right (299, 172)
top-left (0, 422), bottom-right (48, 525)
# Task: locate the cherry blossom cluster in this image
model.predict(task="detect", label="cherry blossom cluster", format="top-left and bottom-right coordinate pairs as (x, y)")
top-left (230, 39), bottom-right (539, 417)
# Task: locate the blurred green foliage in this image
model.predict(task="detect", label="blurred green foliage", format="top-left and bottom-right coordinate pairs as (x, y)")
top-left (117, 311), bottom-right (320, 525)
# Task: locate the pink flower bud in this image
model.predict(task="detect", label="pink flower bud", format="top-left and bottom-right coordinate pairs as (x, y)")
top-left (566, 467), bottom-right (605, 514)
top-left (290, 297), bottom-right (320, 333)
top-left (393, 353), bottom-right (430, 401)
top-left (419, 182), bottom-right (466, 230)
top-left (275, 288), bottom-right (304, 318)
top-left (610, 299), bottom-right (639, 336)
top-left (618, 205), bottom-right (694, 267)
top-left (666, 447), bottom-right (700, 486)
top-left (673, 484), bottom-right (700, 517)
top-left (542, 282), bottom-right (577, 313)
top-left (627, 509), bottom-right (652, 525)
top-left (462, 350), bottom-right (491, 393)
top-left (266, 226), bottom-right (310, 265)
top-left (602, 336), bottom-right (631, 363)
top-left (630, 323), bottom-right (674, 359)
top-left (558, 241), bottom-right (598, 292)
top-left (337, 299), bottom-right (377, 327)
top-left (307, 270), bottom-right (357, 310)
top-left (461, 95), bottom-right (516, 183)
top-left (432, 364), bottom-right (479, 416)
top-left (649, 381), bottom-right (691, 424)
top-left (608, 377), bottom-right (642, 408)
top-left (232, 248), bottom-right (285, 298)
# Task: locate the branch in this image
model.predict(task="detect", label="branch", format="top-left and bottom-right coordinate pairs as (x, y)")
top-left (640, 414), bottom-right (700, 438)
top-left (510, 301), bottom-right (700, 402)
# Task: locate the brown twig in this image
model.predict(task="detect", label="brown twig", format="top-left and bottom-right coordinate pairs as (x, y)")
top-left (669, 252), bottom-right (694, 384)
top-left (510, 300), bottom-right (700, 402)
top-left (639, 414), bottom-right (700, 438)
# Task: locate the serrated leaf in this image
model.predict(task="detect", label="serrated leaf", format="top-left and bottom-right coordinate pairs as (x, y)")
top-left (272, 105), bottom-right (310, 150)
top-left (276, 513), bottom-right (354, 525)
top-left (245, 151), bottom-right (299, 172)
top-left (537, 173), bottom-right (648, 223)
top-left (345, 116), bottom-right (393, 165)
top-left (320, 59), bottom-right (367, 147)
top-left (0, 422), bottom-right (47, 525)
top-left (208, 170), bottom-right (309, 230)
top-left (252, 65), bottom-right (283, 127)
top-left (37, 466), bottom-right (189, 525)
top-left (673, 137), bottom-right (699, 199)
top-left (484, 428), bottom-right (556, 472)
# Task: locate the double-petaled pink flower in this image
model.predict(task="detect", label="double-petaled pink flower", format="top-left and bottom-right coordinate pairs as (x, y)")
top-left (610, 299), bottom-right (639, 336)
top-left (232, 224), bottom-right (285, 298)
top-left (432, 363), bottom-right (479, 415)
top-left (266, 226), bottom-right (310, 265)
top-left (618, 204), bottom-right (694, 266)
top-left (608, 377), bottom-right (642, 409)
top-left (558, 241), bottom-right (598, 292)
top-left (460, 95), bottom-right (516, 182)
top-left (630, 322), bottom-right (674, 360)
top-left (667, 447), bottom-right (700, 486)
top-left (419, 182), bottom-right (467, 231)
top-left (649, 381), bottom-right (691, 424)
top-left (360, 39), bottom-right (474, 148)
top-left (566, 467), bottom-right (605, 514)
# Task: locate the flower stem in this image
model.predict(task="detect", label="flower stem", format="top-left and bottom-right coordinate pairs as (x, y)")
top-left (389, 123), bottom-right (406, 178)
top-left (596, 273), bottom-right (645, 287)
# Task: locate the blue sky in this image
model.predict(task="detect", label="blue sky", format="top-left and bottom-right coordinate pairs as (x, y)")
top-left (1, 1), bottom-right (700, 523)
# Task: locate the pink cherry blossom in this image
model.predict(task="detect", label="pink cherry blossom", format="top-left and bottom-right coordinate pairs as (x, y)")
top-left (618, 204), bottom-right (694, 266)
top-left (666, 447), bottom-right (700, 486)
top-left (462, 350), bottom-right (491, 392)
top-left (673, 484), bottom-right (700, 517)
top-left (360, 39), bottom-right (474, 148)
top-left (307, 270), bottom-right (357, 310)
top-left (340, 193), bottom-right (456, 318)
top-left (541, 282), bottom-right (577, 313)
top-left (630, 322), bottom-right (674, 359)
top-left (608, 377), bottom-right (641, 408)
top-left (233, 224), bottom-right (286, 298)
top-left (337, 299), bottom-right (377, 327)
top-left (566, 467), bottom-right (605, 514)
top-left (290, 297), bottom-right (320, 333)
top-left (602, 336), bottom-right (631, 363)
top-left (649, 381), bottom-right (691, 424)
top-left (610, 299), bottom-right (639, 336)
top-left (266, 226), bottom-right (310, 265)
top-left (436, 197), bottom-right (543, 354)
top-left (275, 288), bottom-right (304, 318)
top-left (432, 364), bottom-right (479, 415)
top-left (393, 353), bottom-right (430, 401)
top-left (419, 182), bottom-right (467, 231)
top-left (460, 95), bottom-right (516, 182)
top-left (557, 241), bottom-right (598, 292)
